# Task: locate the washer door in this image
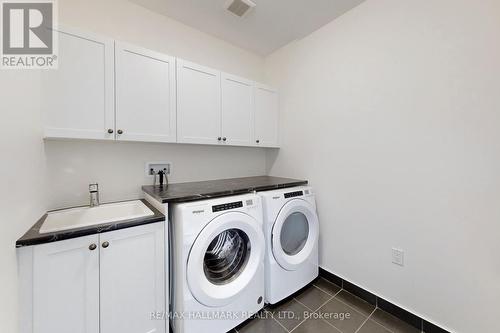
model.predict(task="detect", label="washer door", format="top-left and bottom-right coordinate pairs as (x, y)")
top-left (187, 212), bottom-right (264, 307)
top-left (272, 199), bottom-right (319, 271)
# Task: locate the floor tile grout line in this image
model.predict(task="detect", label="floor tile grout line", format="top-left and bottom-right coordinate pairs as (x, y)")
top-left (317, 316), bottom-right (347, 333)
top-left (331, 288), bottom-right (376, 319)
top-left (318, 318), bottom-right (344, 333)
top-left (311, 283), bottom-right (339, 296)
top-left (263, 308), bottom-right (291, 333)
top-left (315, 288), bottom-right (374, 333)
top-left (313, 278), bottom-right (343, 296)
top-left (289, 293), bottom-right (337, 333)
top-left (353, 307), bottom-right (377, 333)
top-left (368, 307), bottom-right (409, 333)
top-left (274, 317), bottom-right (291, 333)
top-left (294, 287), bottom-right (339, 313)
top-left (273, 314), bottom-right (292, 332)
top-left (372, 304), bottom-right (426, 333)
top-left (369, 318), bottom-right (399, 333)
top-left (313, 284), bottom-right (342, 297)
top-left (288, 317), bottom-right (308, 333)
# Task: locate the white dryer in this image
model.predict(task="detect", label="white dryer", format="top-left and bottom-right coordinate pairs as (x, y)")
top-left (170, 194), bottom-right (265, 333)
top-left (259, 186), bottom-right (319, 304)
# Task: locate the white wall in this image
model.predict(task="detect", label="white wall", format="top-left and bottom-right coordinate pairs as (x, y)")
top-left (42, 0), bottom-right (268, 209)
top-left (265, 0), bottom-right (500, 332)
top-left (0, 72), bottom-right (46, 333)
top-left (45, 140), bottom-right (266, 209)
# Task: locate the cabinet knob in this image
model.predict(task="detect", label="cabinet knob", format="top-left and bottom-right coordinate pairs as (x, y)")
top-left (117, 129), bottom-right (123, 135)
top-left (256, 140), bottom-right (260, 144)
top-left (222, 137), bottom-right (227, 142)
top-left (107, 128), bottom-right (114, 134)
top-left (102, 241), bottom-right (110, 248)
top-left (89, 243), bottom-right (97, 251)
top-left (217, 137), bottom-right (222, 141)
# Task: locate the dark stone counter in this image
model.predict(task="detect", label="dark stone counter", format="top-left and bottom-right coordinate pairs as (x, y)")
top-left (142, 176), bottom-right (308, 204)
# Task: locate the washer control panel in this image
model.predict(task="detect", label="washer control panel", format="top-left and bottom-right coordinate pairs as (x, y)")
top-left (212, 201), bottom-right (243, 212)
top-left (284, 190), bottom-right (304, 199)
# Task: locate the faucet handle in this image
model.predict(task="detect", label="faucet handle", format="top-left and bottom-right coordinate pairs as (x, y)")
top-left (89, 183), bottom-right (99, 193)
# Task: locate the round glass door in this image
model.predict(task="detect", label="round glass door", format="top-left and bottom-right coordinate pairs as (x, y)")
top-left (272, 199), bottom-right (319, 271)
top-left (280, 212), bottom-right (309, 256)
top-left (187, 212), bottom-right (264, 307)
top-left (204, 229), bottom-right (250, 285)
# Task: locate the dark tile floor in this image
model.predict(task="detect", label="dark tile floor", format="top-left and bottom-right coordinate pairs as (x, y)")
top-left (232, 278), bottom-right (425, 333)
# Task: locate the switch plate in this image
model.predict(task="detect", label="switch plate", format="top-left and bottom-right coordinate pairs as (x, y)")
top-left (392, 248), bottom-right (404, 266)
top-left (146, 162), bottom-right (172, 176)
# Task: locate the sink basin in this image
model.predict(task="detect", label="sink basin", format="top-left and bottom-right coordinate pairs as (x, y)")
top-left (40, 200), bottom-right (154, 234)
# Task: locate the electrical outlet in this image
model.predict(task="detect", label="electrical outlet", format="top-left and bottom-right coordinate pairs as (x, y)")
top-left (146, 162), bottom-right (172, 176)
top-left (392, 248), bottom-right (404, 266)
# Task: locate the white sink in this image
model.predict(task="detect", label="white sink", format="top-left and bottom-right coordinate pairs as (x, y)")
top-left (40, 200), bottom-right (154, 234)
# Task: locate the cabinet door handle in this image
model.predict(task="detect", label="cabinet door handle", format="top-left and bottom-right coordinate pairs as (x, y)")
top-left (102, 241), bottom-right (110, 248)
top-left (117, 129), bottom-right (123, 135)
top-left (222, 137), bottom-right (227, 142)
top-left (107, 128), bottom-right (114, 134)
top-left (89, 243), bottom-right (97, 251)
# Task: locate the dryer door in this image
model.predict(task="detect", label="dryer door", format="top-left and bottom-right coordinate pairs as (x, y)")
top-left (271, 199), bottom-right (319, 271)
top-left (187, 212), bottom-right (264, 307)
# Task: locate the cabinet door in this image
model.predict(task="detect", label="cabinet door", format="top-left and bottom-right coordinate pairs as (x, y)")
top-left (177, 59), bottom-right (221, 145)
top-left (43, 27), bottom-right (114, 140)
top-left (33, 235), bottom-right (100, 333)
top-left (100, 223), bottom-right (166, 333)
top-left (115, 42), bottom-right (176, 143)
top-left (221, 73), bottom-right (254, 146)
top-left (254, 84), bottom-right (279, 147)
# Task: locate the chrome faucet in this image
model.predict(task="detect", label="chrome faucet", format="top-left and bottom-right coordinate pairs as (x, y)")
top-left (89, 183), bottom-right (100, 207)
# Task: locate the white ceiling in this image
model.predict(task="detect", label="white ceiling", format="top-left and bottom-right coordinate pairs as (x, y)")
top-left (130, 0), bottom-right (366, 55)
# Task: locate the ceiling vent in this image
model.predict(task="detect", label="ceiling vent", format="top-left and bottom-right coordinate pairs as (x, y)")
top-left (224, 0), bottom-right (256, 18)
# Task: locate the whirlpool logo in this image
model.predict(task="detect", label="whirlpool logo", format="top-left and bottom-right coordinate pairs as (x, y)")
top-left (1, 0), bottom-right (58, 69)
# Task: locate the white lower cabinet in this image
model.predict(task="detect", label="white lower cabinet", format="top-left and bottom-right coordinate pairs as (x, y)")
top-left (100, 223), bottom-right (165, 333)
top-left (33, 234), bottom-right (100, 333)
top-left (19, 222), bottom-right (166, 333)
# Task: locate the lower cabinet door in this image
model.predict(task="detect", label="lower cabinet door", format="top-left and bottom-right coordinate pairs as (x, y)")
top-left (33, 235), bottom-right (100, 333)
top-left (99, 223), bottom-right (166, 333)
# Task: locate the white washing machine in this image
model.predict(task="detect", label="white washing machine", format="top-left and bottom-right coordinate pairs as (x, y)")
top-left (259, 186), bottom-right (319, 304)
top-left (170, 193), bottom-right (265, 333)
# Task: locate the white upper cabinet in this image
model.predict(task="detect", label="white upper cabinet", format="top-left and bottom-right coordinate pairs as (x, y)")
top-left (100, 223), bottom-right (165, 333)
top-left (41, 26), bottom-right (279, 148)
top-left (254, 84), bottom-right (279, 147)
top-left (33, 235), bottom-right (100, 333)
top-left (115, 42), bottom-right (176, 143)
top-left (176, 59), bottom-right (221, 145)
top-left (221, 73), bottom-right (254, 146)
top-left (43, 27), bottom-right (114, 140)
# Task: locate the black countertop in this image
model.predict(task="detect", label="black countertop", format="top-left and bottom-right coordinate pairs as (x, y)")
top-left (16, 199), bottom-right (165, 247)
top-left (142, 176), bottom-right (308, 204)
